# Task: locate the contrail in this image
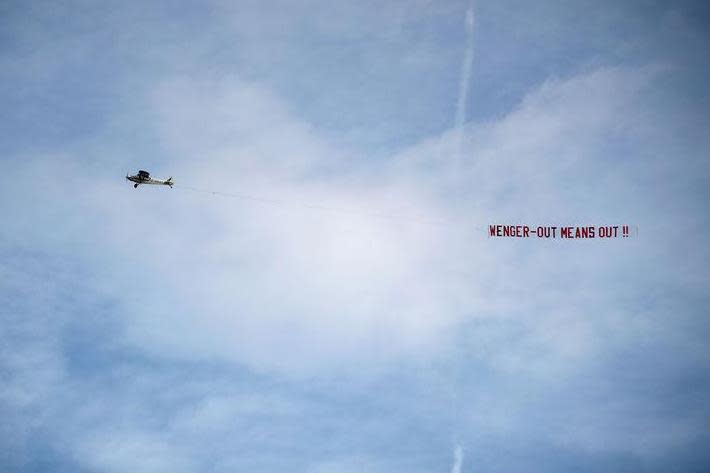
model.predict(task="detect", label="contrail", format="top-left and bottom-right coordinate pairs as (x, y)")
top-left (450, 5), bottom-right (475, 460)
top-left (450, 444), bottom-right (464, 473)
top-left (454, 3), bottom-right (475, 160)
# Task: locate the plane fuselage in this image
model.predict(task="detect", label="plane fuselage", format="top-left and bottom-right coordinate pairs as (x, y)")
top-left (126, 174), bottom-right (173, 187)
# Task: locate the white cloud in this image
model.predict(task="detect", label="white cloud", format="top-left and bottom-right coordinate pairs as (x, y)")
top-left (67, 73), bottom-right (468, 376)
top-left (169, 393), bottom-right (296, 434)
top-left (3, 59), bottom-right (707, 468)
top-left (77, 431), bottom-right (196, 473)
top-left (3, 2), bottom-right (710, 471)
top-left (307, 456), bottom-right (383, 473)
top-left (4, 65), bottom-right (683, 382)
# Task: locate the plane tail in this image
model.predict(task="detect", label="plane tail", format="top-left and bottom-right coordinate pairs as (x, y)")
top-left (166, 177), bottom-right (173, 187)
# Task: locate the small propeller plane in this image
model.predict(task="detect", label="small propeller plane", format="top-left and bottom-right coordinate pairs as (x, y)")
top-left (126, 170), bottom-right (173, 189)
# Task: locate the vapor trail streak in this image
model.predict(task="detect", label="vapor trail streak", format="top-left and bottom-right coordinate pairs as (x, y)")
top-left (451, 444), bottom-right (464, 473)
top-left (454, 4), bottom-right (475, 160)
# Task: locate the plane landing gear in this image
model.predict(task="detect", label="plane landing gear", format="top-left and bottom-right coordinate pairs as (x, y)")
top-left (134, 183), bottom-right (138, 188)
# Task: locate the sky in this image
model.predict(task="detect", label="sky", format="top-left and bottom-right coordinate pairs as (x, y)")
top-left (1, 0), bottom-right (710, 472)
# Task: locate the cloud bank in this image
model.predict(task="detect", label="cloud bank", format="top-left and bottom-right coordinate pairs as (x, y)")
top-left (2, 1), bottom-right (710, 472)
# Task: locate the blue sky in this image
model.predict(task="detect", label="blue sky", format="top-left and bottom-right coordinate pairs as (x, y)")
top-left (1, 1), bottom-right (710, 472)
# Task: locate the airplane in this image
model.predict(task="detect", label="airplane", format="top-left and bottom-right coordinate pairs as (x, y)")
top-left (126, 170), bottom-right (173, 189)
